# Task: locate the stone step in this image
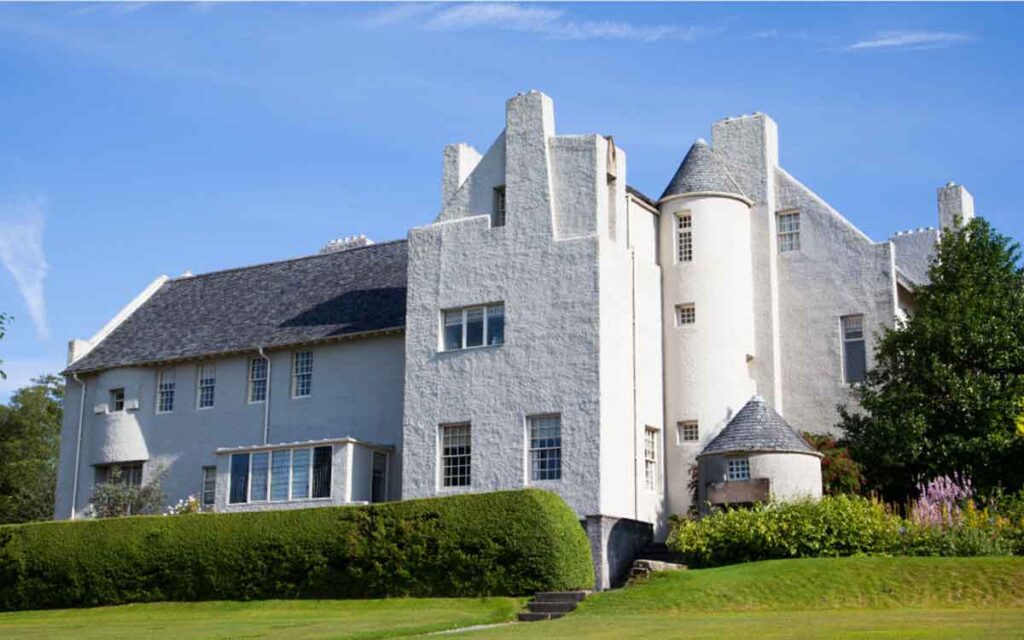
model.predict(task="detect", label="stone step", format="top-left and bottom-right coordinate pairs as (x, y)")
top-left (528, 601), bottom-right (578, 614)
top-left (533, 590), bottom-right (589, 603)
top-left (517, 611), bottom-right (566, 622)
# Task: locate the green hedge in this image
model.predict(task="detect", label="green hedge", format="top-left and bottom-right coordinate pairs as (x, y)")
top-left (0, 489), bottom-right (593, 611)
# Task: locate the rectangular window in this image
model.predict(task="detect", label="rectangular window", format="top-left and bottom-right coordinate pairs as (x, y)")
top-left (229, 453), bottom-right (249, 504)
top-left (110, 388), bottom-right (125, 413)
top-left (201, 466), bottom-right (216, 507)
top-left (291, 448), bottom-right (311, 499)
top-left (441, 424), bottom-right (471, 488)
top-left (96, 463), bottom-right (143, 487)
top-left (249, 452), bottom-right (269, 502)
top-left (778, 211), bottom-right (801, 252)
top-left (529, 415), bottom-right (562, 482)
top-left (727, 457), bottom-right (751, 481)
top-left (842, 314), bottom-right (867, 383)
top-left (677, 213), bottom-right (693, 263)
top-left (248, 358), bottom-right (268, 403)
top-left (156, 369), bottom-right (175, 413)
top-left (493, 186), bottom-right (506, 227)
top-left (677, 421), bottom-right (699, 444)
top-left (644, 427), bottom-right (658, 491)
top-left (676, 303), bottom-right (696, 326)
top-left (270, 450), bottom-right (291, 502)
top-left (371, 450), bottom-right (388, 503)
top-left (197, 364), bottom-right (216, 409)
top-left (230, 445), bottom-right (333, 504)
top-left (312, 446), bottom-right (332, 499)
top-left (292, 351), bottom-right (313, 398)
top-left (441, 304), bottom-right (505, 351)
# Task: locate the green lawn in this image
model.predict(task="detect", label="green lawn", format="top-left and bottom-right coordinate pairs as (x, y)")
top-left (2, 557), bottom-right (1023, 639)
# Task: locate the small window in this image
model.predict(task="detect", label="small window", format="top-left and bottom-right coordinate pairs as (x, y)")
top-left (441, 424), bottom-right (471, 488)
top-left (676, 303), bottom-right (696, 326)
top-left (727, 457), bottom-right (751, 481)
top-left (778, 211), bottom-right (800, 252)
top-left (677, 213), bottom-right (693, 263)
top-left (441, 303), bottom-right (505, 351)
top-left (201, 466), bottom-right (216, 507)
top-left (371, 450), bottom-right (388, 503)
top-left (155, 369), bottom-right (175, 413)
top-left (529, 415), bottom-right (562, 482)
top-left (292, 351), bottom-right (313, 398)
top-left (493, 186), bottom-right (506, 227)
top-left (842, 314), bottom-right (867, 383)
top-left (644, 427), bottom-right (659, 491)
top-left (96, 462), bottom-right (143, 487)
top-left (677, 421), bottom-right (699, 444)
top-left (109, 388), bottom-right (125, 413)
top-left (197, 364), bottom-right (216, 409)
top-left (248, 358), bottom-right (268, 404)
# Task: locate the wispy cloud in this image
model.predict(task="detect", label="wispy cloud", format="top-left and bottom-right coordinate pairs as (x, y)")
top-left (0, 197), bottom-right (50, 341)
top-left (367, 3), bottom-right (702, 43)
top-left (846, 30), bottom-right (970, 52)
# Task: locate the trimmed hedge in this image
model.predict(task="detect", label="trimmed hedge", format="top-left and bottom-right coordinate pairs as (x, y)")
top-left (0, 489), bottom-right (593, 611)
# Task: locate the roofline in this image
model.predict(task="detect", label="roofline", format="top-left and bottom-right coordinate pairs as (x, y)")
top-left (697, 447), bottom-right (824, 459)
top-left (658, 191), bottom-right (754, 207)
top-left (62, 325), bottom-right (406, 376)
top-left (67, 275), bottom-right (170, 367)
top-left (215, 436), bottom-right (395, 455)
top-left (628, 192), bottom-right (659, 215)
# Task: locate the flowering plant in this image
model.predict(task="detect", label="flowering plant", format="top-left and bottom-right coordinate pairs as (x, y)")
top-left (165, 495), bottom-right (202, 516)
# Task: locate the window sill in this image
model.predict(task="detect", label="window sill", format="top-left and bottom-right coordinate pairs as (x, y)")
top-left (439, 343), bottom-right (504, 355)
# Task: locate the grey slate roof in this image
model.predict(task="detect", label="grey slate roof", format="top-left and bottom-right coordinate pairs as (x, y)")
top-left (699, 396), bottom-right (821, 458)
top-left (660, 139), bottom-right (747, 202)
top-left (65, 240), bottom-right (408, 374)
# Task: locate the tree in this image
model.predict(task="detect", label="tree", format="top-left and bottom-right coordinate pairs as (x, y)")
top-left (840, 218), bottom-right (1024, 501)
top-left (0, 375), bottom-right (64, 523)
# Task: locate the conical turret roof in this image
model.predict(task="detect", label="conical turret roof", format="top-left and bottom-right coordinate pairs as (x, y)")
top-left (659, 139), bottom-right (747, 202)
top-left (699, 396), bottom-right (821, 458)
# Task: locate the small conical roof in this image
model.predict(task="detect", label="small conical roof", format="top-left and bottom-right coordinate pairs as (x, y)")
top-left (659, 139), bottom-right (747, 202)
top-left (698, 396), bottom-right (821, 458)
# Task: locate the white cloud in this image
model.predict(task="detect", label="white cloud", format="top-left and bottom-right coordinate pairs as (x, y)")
top-left (846, 31), bottom-right (970, 52)
top-left (0, 197), bottom-right (50, 341)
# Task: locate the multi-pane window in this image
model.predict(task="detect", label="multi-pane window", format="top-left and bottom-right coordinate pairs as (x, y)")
top-left (529, 415), bottom-right (562, 482)
top-left (493, 186), bottom-right (507, 227)
top-left (156, 369), bottom-right (175, 413)
top-left (292, 351), bottom-right (313, 398)
top-left (677, 421), bottom-right (699, 444)
top-left (677, 213), bottom-right (693, 263)
top-left (248, 357), bottom-right (268, 403)
top-left (727, 457), bottom-right (751, 481)
top-left (644, 427), bottom-right (658, 491)
top-left (440, 424), bottom-right (471, 488)
top-left (842, 314), bottom-right (867, 384)
top-left (197, 364), bottom-right (216, 409)
top-left (778, 211), bottom-right (801, 252)
top-left (109, 388), bottom-right (125, 412)
top-left (442, 303), bottom-right (504, 351)
top-left (676, 303), bottom-right (696, 326)
top-left (96, 462), bottom-right (143, 487)
top-left (229, 445), bottom-right (332, 504)
top-left (201, 466), bottom-right (216, 507)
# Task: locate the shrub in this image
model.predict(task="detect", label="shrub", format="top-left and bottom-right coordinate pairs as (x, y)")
top-left (89, 466), bottom-right (166, 518)
top-left (0, 489), bottom-right (593, 611)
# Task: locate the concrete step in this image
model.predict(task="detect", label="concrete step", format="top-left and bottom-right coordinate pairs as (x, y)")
top-left (528, 601), bottom-right (578, 614)
top-left (517, 611), bottom-right (566, 622)
top-left (533, 590), bottom-right (589, 603)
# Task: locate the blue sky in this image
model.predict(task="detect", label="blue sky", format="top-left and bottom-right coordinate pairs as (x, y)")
top-left (1, 1), bottom-right (1022, 398)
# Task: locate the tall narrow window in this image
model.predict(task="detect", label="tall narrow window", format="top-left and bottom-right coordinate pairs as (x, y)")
top-left (197, 364), bottom-right (216, 409)
top-left (371, 451), bottom-right (388, 503)
top-left (486, 304), bottom-right (505, 346)
top-left (292, 351), bottom-right (313, 398)
top-left (229, 453), bottom-right (249, 504)
top-left (441, 304), bottom-right (505, 351)
top-left (727, 457), bottom-right (751, 481)
top-left (156, 369), bottom-right (175, 413)
top-left (291, 448), bottom-right (311, 499)
top-left (842, 314), bottom-right (867, 383)
top-left (676, 303), bottom-right (696, 326)
top-left (493, 186), bottom-right (506, 227)
top-left (201, 466), bottom-right (216, 508)
top-left (312, 446), bottom-right (332, 499)
top-left (677, 213), bottom-right (693, 263)
top-left (529, 415), bottom-right (562, 481)
top-left (109, 388), bottom-right (126, 413)
top-left (248, 358), bottom-right (268, 404)
top-left (270, 449), bottom-right (290, 502)
top-left (441, 424), bottom-right (471, 488)
top-left (778, 211), bottom-right (801, 252)
top-left (644, 427), bottom-right (658, 491)
top-left (250, 452), bottom-right (269, 502)
top-left (677, 421), bottom-right (699, 444)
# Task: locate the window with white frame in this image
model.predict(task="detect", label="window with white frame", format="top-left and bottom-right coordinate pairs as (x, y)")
top-left (777, 211), bottom-right (800, 252)
top-left (440, 424), bottom-right (471, 488)
top-left (493, 186), bottom-right (506, 227)
top-left (841, 314), bottom-right (867, 384)
top-left (442, 303), bottom-right (504, 351)
top-left (109, 388), bottom-right (125, 412)
top-left (156, 369), bottom-right (175, 413)
top-left (644, 427), bottom-right (658, 491)
top-left (727, 457), bottom-right (751, 481)
top-left (676, 303), bottom-right (696, 326)
top-left (292, 351), bottom-right (313, 398)
top-left (677, 213), bottom-right (693, 263)
top-left (677, 421), bottom-right (699, 444)
top-left (529, 415), bottom-right (562, 481)
top-left (228, 445), bottom-right (332, 504)
top-left (201, 465), bottom-right (216, 507)
top-left (197, 364), bottom-right (216, 409)
top-left (248, 358), bottom-right (268, 403)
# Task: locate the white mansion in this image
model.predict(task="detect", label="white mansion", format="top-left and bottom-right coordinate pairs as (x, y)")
top-left (54, 91), bottom-right (971, 588)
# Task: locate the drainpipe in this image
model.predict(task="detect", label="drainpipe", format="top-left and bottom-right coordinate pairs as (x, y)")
top-left (258, 347), bottom-right (271, 444)
top-left (69, 373), bottom-right (87, 520)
